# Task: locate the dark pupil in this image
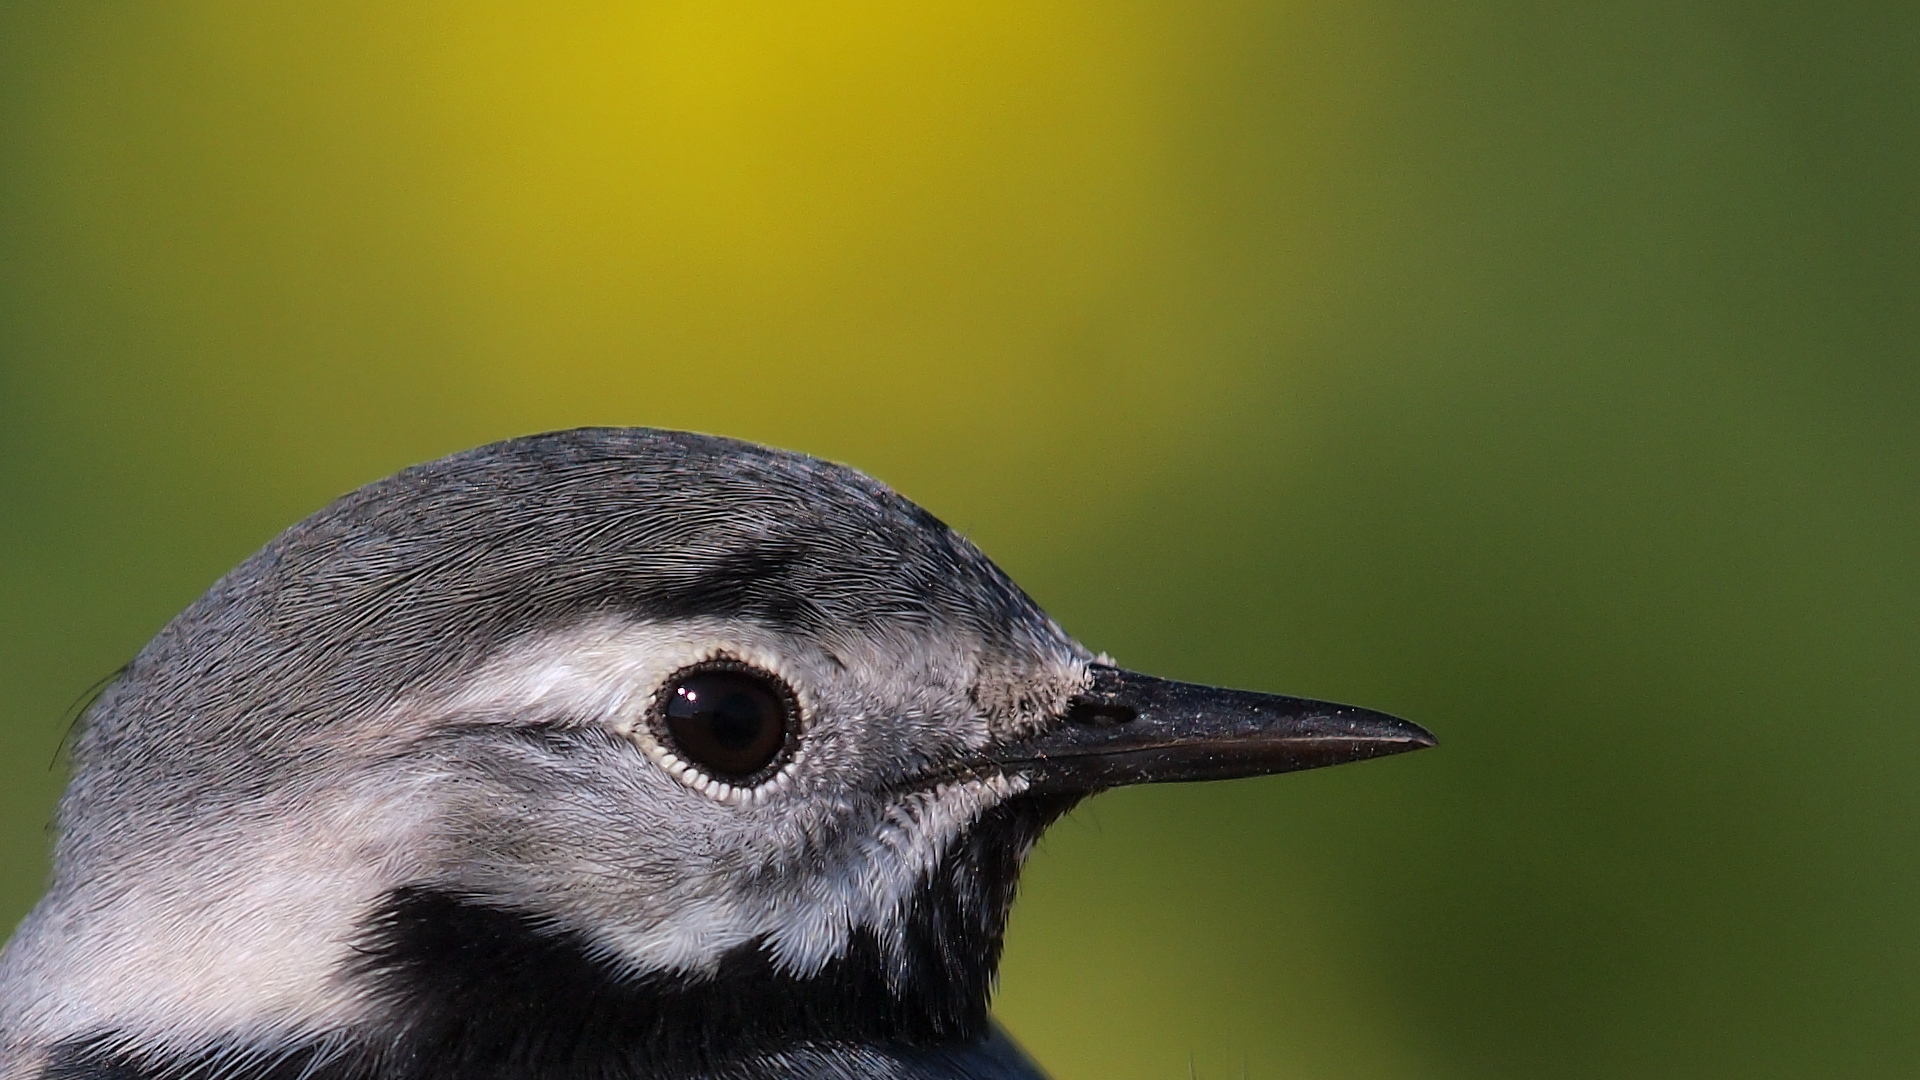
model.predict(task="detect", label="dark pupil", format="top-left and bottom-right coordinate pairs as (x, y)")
top-left (663, 671), bottom-right (787, 779)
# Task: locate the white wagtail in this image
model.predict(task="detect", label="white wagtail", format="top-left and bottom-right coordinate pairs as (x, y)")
top-left (0, 428), bottom-right (1432, 1080)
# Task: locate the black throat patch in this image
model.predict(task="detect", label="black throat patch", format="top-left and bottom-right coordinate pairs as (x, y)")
top-left (44, 794), bottom-right (1079, 1080)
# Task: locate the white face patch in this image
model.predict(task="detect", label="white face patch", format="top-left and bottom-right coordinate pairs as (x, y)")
top-left (766, 772), bottom-right (1034, 980)
top-left (0, 614), bottom-right (1088, 1052)
top-left (411, 617), bottom-right (1074, 981)
top-left (586, 772), bottom-right (1032, 981)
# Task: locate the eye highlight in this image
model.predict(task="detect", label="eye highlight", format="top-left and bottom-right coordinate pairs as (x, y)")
top-left (652, 659), bottom-right (799, 788)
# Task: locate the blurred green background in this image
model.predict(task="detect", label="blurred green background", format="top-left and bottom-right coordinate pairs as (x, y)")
top-left (2, 1), bottom-right (1916, 1076)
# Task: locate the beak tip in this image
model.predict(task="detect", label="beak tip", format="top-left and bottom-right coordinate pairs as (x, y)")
top-left (1366, 713), bottom-right (1438, 755)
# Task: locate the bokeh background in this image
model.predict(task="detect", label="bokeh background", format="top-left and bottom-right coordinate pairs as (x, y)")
top-left (3, 2), bottom-right (1916, 1076)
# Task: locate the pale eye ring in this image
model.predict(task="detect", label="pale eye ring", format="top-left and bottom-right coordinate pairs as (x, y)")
top-left (650, 658), bottom-right (800, 788)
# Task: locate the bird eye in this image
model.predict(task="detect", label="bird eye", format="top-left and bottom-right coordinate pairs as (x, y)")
top-left (655, 661), bottom-right (797, 783)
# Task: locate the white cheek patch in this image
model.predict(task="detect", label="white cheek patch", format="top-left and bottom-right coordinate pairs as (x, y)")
top-left (762, 773), bottom-right (1031, 978)
top-left (429, 617), bottom-right (1045, 981)
top-left (585, 773), bottom-right (1029, 982)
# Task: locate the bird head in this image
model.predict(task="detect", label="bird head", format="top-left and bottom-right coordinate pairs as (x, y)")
top-left (0, 429), bottom-right (1431, 1080)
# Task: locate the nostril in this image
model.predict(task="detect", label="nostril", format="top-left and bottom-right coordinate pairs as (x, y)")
top-left (1064, 701), bottom-right (1137, 728)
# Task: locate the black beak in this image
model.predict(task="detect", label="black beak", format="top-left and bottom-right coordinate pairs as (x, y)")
top-left (988, 664), bottom-right (1436, 795)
